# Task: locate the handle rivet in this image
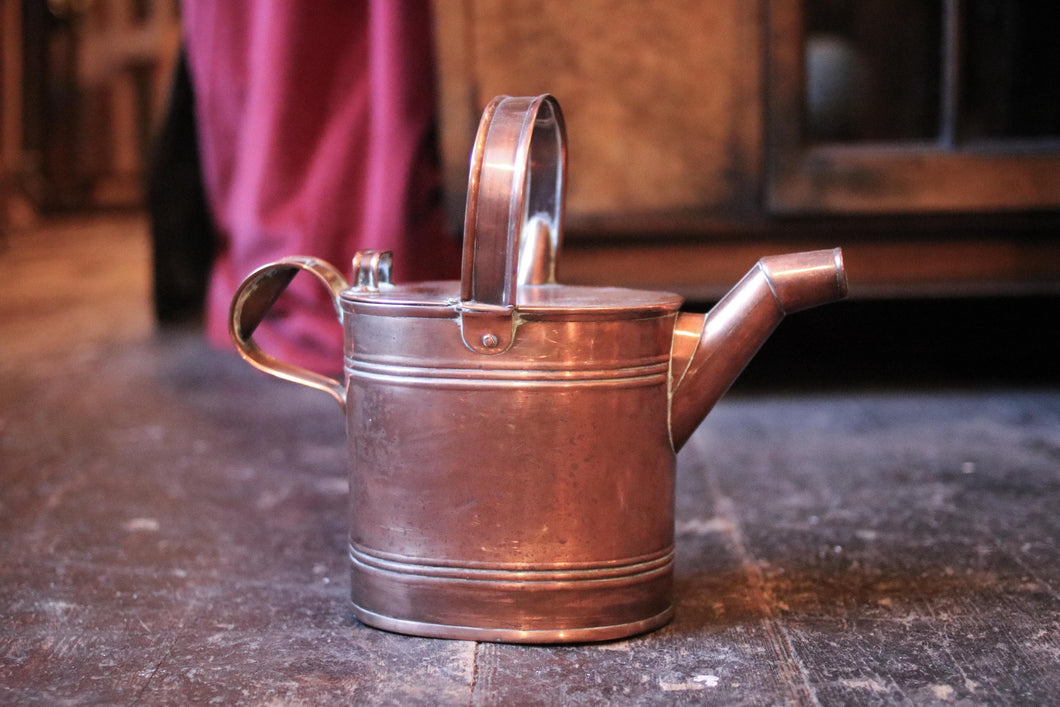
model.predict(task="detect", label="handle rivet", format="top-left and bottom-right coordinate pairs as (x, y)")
top-left (481, 333), bottom-right (500, 348)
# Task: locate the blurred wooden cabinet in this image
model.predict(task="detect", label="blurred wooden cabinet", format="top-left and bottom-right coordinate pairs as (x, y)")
top-left (769, 0), bottom-right (1060, 214)
top-left (432, 0), bottom-right (1060, 298)
top-left (1, 0), bottom-right (179, 218)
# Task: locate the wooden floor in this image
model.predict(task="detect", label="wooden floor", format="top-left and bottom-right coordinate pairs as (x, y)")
top-left (2, 214), bottom-right (1059, 704)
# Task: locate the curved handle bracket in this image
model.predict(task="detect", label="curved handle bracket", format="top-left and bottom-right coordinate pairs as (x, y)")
top-left (228, 256), bottom-right (350, 409)
top-left (459, 305), bottom-right (518, 355)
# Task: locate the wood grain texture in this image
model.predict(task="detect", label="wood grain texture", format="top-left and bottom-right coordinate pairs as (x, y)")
top-left (1, 216), bottom-right (1058, 703)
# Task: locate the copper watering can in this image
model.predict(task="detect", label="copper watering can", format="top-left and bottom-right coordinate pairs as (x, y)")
top-left (229, 95), bottom-right (847, 643)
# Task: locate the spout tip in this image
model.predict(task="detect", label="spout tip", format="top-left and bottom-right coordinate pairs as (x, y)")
top-left (759, 247), bottom-right (849, 314)
top-left (833, 247), bottom-right (849, 299)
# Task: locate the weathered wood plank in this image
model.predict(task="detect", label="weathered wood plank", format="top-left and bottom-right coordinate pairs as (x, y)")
top-left (693, 392), bottom-right (1060, 705)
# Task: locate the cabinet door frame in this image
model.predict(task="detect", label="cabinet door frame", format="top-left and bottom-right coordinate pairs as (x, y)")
top-left (766, 0), bottom-right (1060, 214)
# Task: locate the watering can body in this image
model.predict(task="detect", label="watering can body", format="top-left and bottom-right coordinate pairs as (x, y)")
top-left (342, 274), bottom-right (682, 642)
top-left (230, 95), bottom-right (847, 642)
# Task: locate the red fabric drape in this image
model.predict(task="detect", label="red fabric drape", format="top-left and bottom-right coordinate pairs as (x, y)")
top-left (183, 0), bottom-right (460, 373)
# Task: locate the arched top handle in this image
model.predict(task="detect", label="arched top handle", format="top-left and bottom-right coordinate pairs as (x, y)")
top-left (459, 94), bottom-right (567, 354)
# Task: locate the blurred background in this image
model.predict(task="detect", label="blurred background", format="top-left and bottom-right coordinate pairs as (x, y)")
top-left (1, 0), bottom-right (1058, 386)
top-left (1, 0), bottom-right (178, 215)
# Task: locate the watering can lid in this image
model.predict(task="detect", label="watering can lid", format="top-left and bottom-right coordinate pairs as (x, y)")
top-left (340, 278), bottom-right (682, 316)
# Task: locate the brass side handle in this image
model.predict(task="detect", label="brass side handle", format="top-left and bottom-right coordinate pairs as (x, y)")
top-left (228, 256), bottom-right (350, 409)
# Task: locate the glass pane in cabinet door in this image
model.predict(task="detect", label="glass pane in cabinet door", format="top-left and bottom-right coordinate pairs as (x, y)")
top-left (803, 0), bottom-right (942, 142)
top-left (962, 0), bottom-right (1060, 140)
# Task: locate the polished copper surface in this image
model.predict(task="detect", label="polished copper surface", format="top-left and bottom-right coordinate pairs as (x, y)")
top-left (228, 95), bottom-right (848, 642)
top-left (669, 248), bottom-right (848, 449)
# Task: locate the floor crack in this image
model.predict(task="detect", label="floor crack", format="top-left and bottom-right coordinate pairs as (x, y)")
top-left (468, 641), bottom-right (481, 706)
top-left (692, 432), bottom-right (821, 707)
top-left (133, 634), bottom-right (178, 705)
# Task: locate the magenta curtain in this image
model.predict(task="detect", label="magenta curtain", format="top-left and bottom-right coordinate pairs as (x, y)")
top-left (182, 0), bottom-right (460, 373)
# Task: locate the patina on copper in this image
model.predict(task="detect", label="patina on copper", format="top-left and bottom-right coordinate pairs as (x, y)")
top-left (229, 94), bottom-right (848, 643)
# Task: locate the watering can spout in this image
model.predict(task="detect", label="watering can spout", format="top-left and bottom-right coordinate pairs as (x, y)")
top-left (669, 248), bottom-right (847, 450)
